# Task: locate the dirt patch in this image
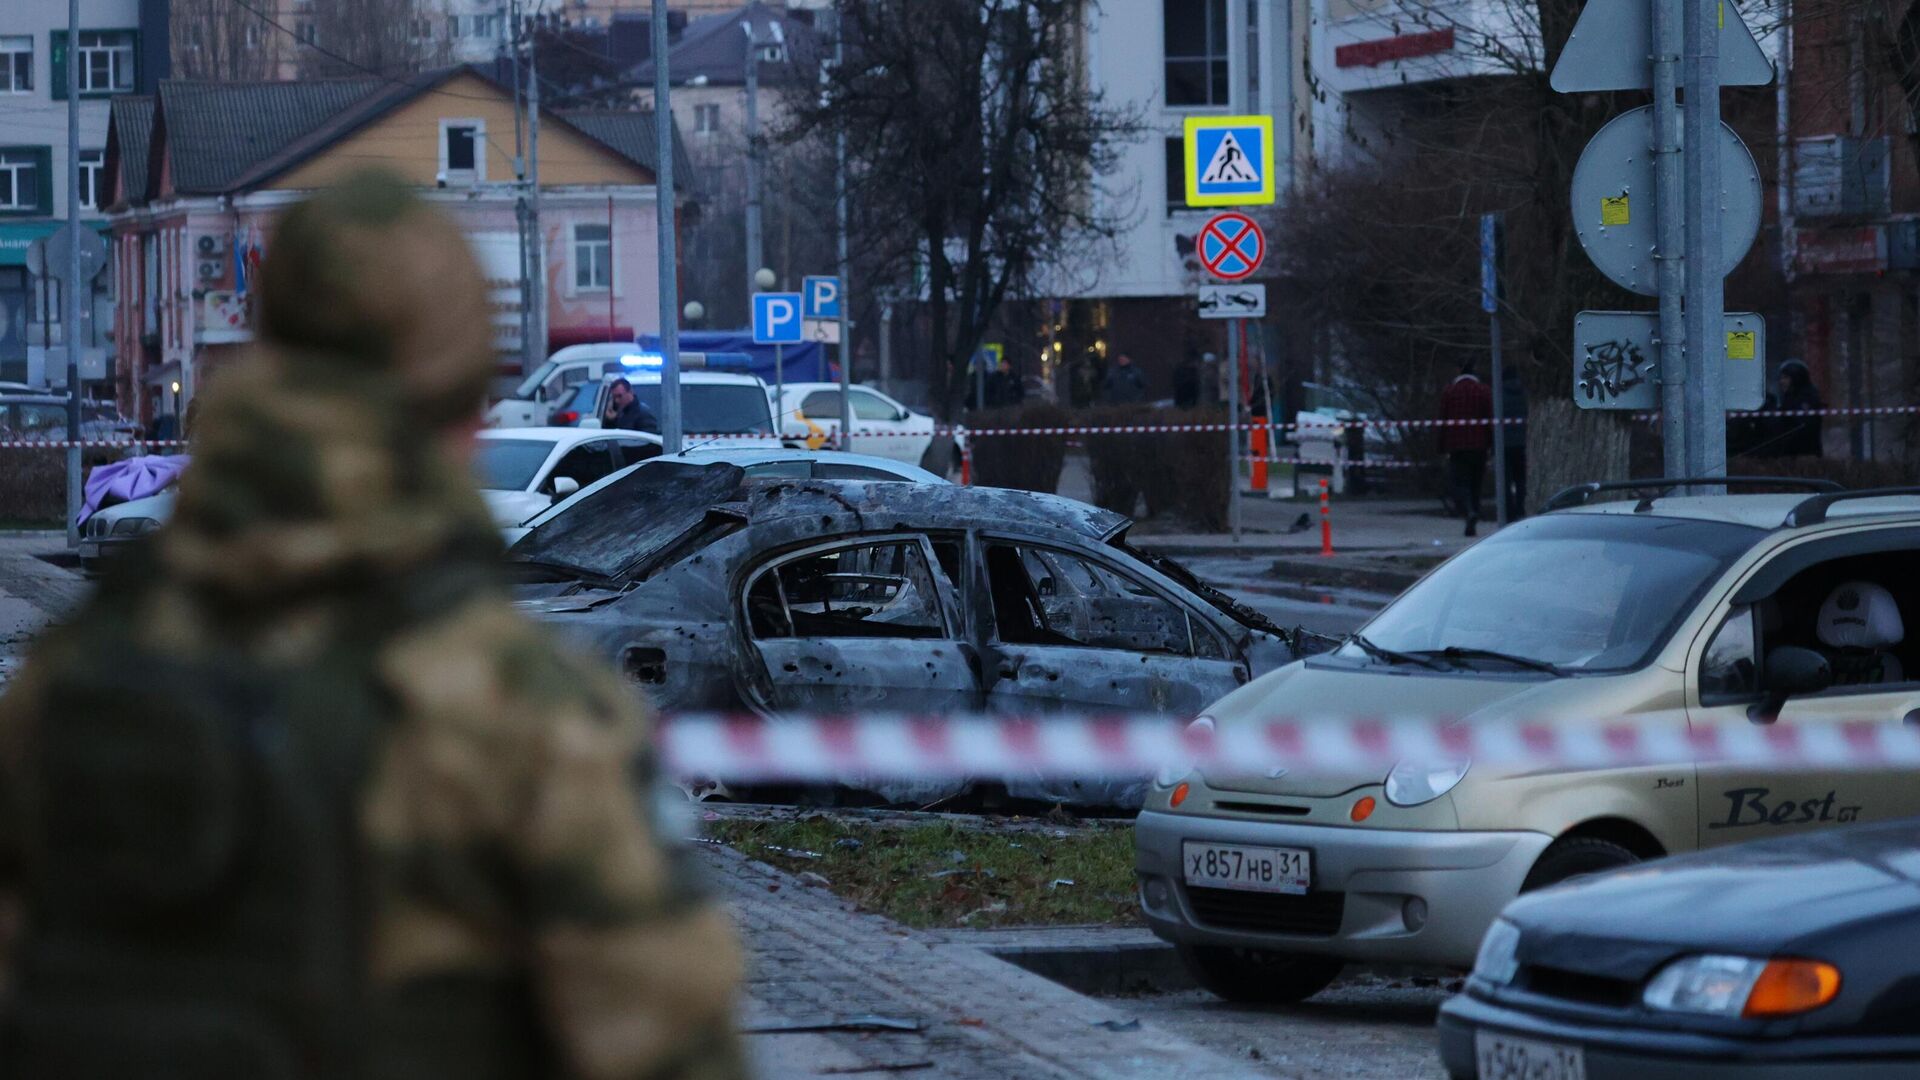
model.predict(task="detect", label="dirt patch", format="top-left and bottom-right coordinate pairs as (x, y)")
top-left (706, 812), bottom-right (1140, 929)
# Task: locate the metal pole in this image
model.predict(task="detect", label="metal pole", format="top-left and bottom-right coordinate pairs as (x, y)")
top-left (1483, 212), bottom-right (1507, 526)
top-left (744, 22), bottom-right (763, 319)
top-left (511, 1), bottom-right (534, 376)
top-left (1651, 0), bottom-right (1688, 478)
top-left (527, 30), bottom-right (546, 368)
top-left (1227, 319), bottom-right (1242, 543)
top-left (774, 341), bottom-right (784, 441)
top-left (63, 0), bottom-right (81, 549)
top-left (879, 299), bottom-right (893, 396)
top-left (835, 140), bottom-right (851, 452)
top-left (653, 0), bottom-right (682, 452)
top-left (1684, 0), bottom-right (1725, 478)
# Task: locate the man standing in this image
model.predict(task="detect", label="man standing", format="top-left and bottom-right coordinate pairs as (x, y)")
top-left (1439, 361), bottom-right (1494, 536)
top-left (0, 174), bottom-right (746, 1079)
top-left (603, 376), bottom-right (660, 431)
top-left (1101, 352), bottom-right (1146, 404)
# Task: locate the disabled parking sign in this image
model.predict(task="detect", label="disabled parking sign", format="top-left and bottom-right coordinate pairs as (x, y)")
top-left (1184, 115), bottom-right (1275, 207)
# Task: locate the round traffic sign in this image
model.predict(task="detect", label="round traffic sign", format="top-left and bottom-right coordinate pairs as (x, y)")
top-left (1570, 105), bottom-right (1762, 297)
top-left (1197, 211), bottom-right (1265, 282)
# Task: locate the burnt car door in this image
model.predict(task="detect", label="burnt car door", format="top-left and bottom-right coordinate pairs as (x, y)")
top-left (976, 536), bottom-right (1249, 718)
top-left (739, 534), bottom-right (980, 713)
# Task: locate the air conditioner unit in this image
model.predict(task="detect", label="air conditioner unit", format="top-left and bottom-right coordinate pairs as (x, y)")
top-left (195, 234), bottom-right (222, 256)
top-left (197, 260), bottom-right (223, 281)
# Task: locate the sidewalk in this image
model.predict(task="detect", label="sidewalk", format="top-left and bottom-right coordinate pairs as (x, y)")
top-left (702, 843), bottom-right (1272, 1080)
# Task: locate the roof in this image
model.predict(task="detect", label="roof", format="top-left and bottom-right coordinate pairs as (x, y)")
top-left (559, 110), bottom-right (695, 188)
top-left (481, 427), bottom-right (662, 447)
top-left (603, 371), bottom-right (767, 385)
top-left (634, 1), bottom-right (820, 85)
top-left (105, 96), bottom-right (154, 206)
top-left (1564, 493), bottom-right (1920, 531)
top-left (156, 78), bottom-right (385, 194)
top-left (735, 479), bottom-right (1128, 542)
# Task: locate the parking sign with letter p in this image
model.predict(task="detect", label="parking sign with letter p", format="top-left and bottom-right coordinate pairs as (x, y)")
top-left (753, 292), bottom-right (803, 344)
top-left (803, 275), bottom-right (842, 320)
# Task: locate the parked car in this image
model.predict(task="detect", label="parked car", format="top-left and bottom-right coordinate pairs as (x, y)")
top-left (1440, 818), bottom-right (1920, 1079)
top-left (474, 428), bottom-right (662, 529)
top-left (503, 447), bottom-right (946, 547)
top-left (559, 371), bottom-right (792, 449)
top-left (770, 382), bottom-right (953, 467)
top-left (78, 491), bottom-right (174, 573)
top-left (507, 462), bottom-right (1305, 805)
top-left (486, 343), bottom-right (637, 428)
top-left (0, 393), bottom-right (71, 441)
top-left (1136, 479), bottom-right (1920, 1002)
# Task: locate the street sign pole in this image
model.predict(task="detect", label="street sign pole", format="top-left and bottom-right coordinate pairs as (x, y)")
top-left (1227, 319), bottom-right (1241, 543)
top-left (1482, 213), bottom-right (1507, 527)
top-left (1652, 0), bottom-right (1688, 478)
top-left (652, 0), bottom-right (682, 453)
top-left (774, 342), bottom-right (784, 436)
top-left (1684, 0), bottom-right (1726, 478)
top-left (63, 0), bottom-right (81, 549)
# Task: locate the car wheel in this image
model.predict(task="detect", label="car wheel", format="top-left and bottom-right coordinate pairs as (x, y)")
top-left (1521, 837), bottom-right (1639, 892)
top-left (1176, 944), bottom-right (1343, 1004)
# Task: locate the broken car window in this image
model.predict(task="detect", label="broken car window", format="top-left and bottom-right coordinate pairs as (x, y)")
top-left (748, 540), bottom-right (948, 640)
top-left (985, 543), bottom-right (1193, 656)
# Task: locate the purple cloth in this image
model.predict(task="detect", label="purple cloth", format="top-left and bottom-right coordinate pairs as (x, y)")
top-left (78, 454), bottom-right (190, 525)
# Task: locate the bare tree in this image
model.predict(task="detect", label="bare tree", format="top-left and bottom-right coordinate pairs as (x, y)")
top-left (172, 0), bottom-right (276, 81)
top-left (778, 0), bottom-right (1140, 435)
top-left (299, 0), bottom-right (444, 79)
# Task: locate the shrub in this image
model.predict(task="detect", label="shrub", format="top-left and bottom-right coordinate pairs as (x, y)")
top-left (1079, 405), bottom-right (1229, 529)
top-left (967, 402), bottom-right (1071, 494)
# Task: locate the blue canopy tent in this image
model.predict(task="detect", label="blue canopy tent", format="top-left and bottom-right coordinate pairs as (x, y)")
top-left (636, 332), bottom-right (828, 385)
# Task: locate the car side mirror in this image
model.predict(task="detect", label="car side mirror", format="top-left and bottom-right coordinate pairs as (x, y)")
top-left (1750, 645), bottom-right (1832, 723)
top-left (895, 407), bottom-right (910, 422)
top-left (551, 476), bottom-right (580, 499)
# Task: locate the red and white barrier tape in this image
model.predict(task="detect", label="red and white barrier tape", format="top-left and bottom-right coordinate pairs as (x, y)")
top-left (0, 440), bottom-right (189, 450)
top-left (657, 713), bottom-right (1920, 779)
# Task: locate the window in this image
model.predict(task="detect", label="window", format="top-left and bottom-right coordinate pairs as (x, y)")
top-left (440, 119), bottom-right (484, 181)
top-left (548, 441), bottom-right (617, 492)
top-left (1700, 607), bottom-right (1759, 700)
top-left (1, 37), bottom-right (31, 94)
top-left (816, 463), bottom-right (907, 482)
top-left (1164, 0), bottom-right (1229, 107)
top-left (296, 20), bottom-right (317, 46)
top-left (77, 31), bottom-right (135, 94)
top-left (695, 103), bottom-right (721, 135)
top-left (985, 543), bottom-right (1196, 656)
top-left (80, 150), bottom-right (104, 211)
top-left (849, 389), bottom-right (901, 421)
top-left (1164, 136), bottom-right (1187, 214)
top-left (0, 149), bottom-right (45, 213)
top-left (747, 540), bottom-right (948, 640)
top-left (573, 223), bottom-right (611, 291)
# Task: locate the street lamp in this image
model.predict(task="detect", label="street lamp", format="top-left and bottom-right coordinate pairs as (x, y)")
top-left (755, 267), bottom-right (778, 291)
top-left (683, 300), bottom-right (705, 326)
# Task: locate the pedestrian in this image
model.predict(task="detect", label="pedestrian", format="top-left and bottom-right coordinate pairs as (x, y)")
top-left (1101, 351), bottom-right (1146, 404)
top-left (1068, 352), bottom-right (1098, 409)
top-left (1772, 359), bottom-right (1824, 457)
top-left (1438, 360), bottom-right (1494, 536)
top-left (987, 356), bottom-right (1025, 408)
top-left (603, 376), bottom-right (660, 431)
top-left (1500, 366), bottom-right (1527, 521)
top-left (1173, 350), bottom-right (1201, 409)
top-left (0, 173), bottom-right (746, 1078)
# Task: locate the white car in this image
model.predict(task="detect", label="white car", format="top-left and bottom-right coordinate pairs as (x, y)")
top-left (505, 447), bottom-right (946, 547)
top-left (770, 382), bottom-right (950, 467)
top-left (562, 370), bottom-right (790, 451)
top-left (475, 428), bottom-right (662, 528)
top-left (486, 343), bottom-right (637, 428)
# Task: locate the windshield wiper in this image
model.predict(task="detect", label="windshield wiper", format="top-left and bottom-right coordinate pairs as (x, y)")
top-left (1345, 633), bottom-right (1448, 670)
top-left (1414, 646), bottom-right (1565, 676)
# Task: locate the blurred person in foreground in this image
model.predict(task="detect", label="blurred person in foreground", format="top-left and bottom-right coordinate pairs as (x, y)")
top-left (0, 173), bottom-right (745, 1079)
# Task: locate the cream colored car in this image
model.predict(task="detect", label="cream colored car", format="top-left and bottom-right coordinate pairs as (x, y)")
top-left (1136, 482), bottom-right (1920, 1003)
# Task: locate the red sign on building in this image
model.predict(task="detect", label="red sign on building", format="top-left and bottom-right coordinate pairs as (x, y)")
top-left (1792, 227), bottom-right (1887, 277)
top-left (1334, 28), bottom-right (1456, 69)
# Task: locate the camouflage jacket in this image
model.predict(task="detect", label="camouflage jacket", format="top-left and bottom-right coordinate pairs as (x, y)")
top-left (0, 356), bottom-right (746, 1080)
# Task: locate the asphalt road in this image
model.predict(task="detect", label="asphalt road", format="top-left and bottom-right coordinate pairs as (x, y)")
top-left (1180, 554), bottom-right (1388, 640)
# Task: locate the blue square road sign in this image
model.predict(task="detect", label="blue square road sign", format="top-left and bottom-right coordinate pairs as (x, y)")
top-left (752, 292), bottom-right (804, 344)
top-left (803, 275), bottom-right (842, 320)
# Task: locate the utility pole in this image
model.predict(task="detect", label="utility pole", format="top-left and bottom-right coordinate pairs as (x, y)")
top-left (527, 24), bottom-right (546, 370)
top-left (1482, 213), bottom-right (1508, 527)
top-left (653, 0), bottom-right (683, 452)
top-left (1651, 0), bottom-right (1687, 478)
top-left (1683, 0), bottom-right (1725, 478)
top-left (744, 19), bottom-right (763, 322)
top-left (63, 0), bottom-right (81, 548)
top-left (830, 16), bottom-right (851, 451)
top-left (511, 0), bottom-right (535, 376)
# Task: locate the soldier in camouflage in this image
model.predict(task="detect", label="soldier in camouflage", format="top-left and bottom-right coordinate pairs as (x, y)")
top-left (0, 172), bottom-right (747, 1079)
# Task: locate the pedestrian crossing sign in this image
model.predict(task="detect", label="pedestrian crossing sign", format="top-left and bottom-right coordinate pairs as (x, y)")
top-left (1184, 115), bottom-right (1275, 207)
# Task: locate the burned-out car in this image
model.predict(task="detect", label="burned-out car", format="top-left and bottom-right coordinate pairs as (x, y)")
top-left (507, 461), bottom-right (1305, 804)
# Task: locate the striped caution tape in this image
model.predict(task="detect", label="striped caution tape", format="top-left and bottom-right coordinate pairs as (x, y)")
top-left (656, 712), bottom-right (1920, 780)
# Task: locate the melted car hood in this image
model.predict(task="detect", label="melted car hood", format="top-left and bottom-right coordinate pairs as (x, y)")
top-left (508, 461), bottom-right (745, 581)
top-left (1505, 821), bottom-right (1920, 980)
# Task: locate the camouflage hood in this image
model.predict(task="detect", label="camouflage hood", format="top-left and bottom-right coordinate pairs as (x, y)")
top-left (159, 173), bottom-right (502, 597)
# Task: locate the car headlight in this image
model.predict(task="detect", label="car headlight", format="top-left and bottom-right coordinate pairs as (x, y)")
top-left (1473, 919), bottom-right (1521, 986)
top-left (1644, 955), bottom-right (1841, 1018)
top-left (1383, 757), bottom-right (1470, 806)
top-left (1157, 715), bottom-right (1216, 787)
top-left (110, 516), bottom-right (158, 537)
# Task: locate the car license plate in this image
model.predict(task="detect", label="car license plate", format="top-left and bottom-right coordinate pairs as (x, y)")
top-left (1475, 1030), bottom-right (1586, 1080)
top-left (1181, 841), bottom-right (1310, 895)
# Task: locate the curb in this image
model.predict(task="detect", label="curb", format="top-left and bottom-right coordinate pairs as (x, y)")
top-left (1268, 554), bottom-right (1428, 595)
top-left (988, 941), bottom-right (1195, 997)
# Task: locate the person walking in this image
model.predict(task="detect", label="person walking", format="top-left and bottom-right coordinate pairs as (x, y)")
top-left (602, 376), bottom-right (660, 431)
top-left (1101, 352), bottom-right (1147, 404)
top-left (0, 173), bottom-right (746, 1079)
top-left (1172, 350), bottom-right (1201, 409)
top-left (1439, 361), bottom-right (1494, 536)
top-left (1773, 359), bottom-right (1825, 457)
